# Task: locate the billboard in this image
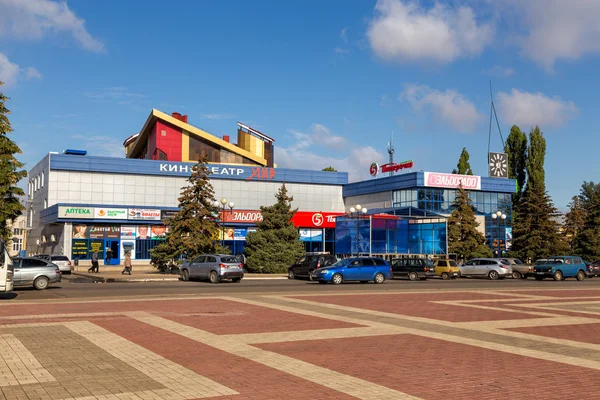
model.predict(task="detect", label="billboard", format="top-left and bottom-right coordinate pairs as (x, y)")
top-left (424, 172), bottom-right (481, 190)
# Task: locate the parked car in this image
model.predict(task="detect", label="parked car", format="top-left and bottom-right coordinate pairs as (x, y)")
top-left (498, 258), bottom-right (532, 279)
top-left (180, 254), bottom-right (244, 283)
top-left (288, 253), bottom-right (338, 280)
top-left (588, 260), bottom-right (600, 277)
top-left (390, 257), bottom-right (436, 281)
top-left (533, 256), bottom-right (587, 281)
top-left (12, 257), bottom-right (61, 290)
top-left (535, 259), bottom-right (548, 265)
top-left (434, 259), bottom-right (460, 279)
top-left (310, 257), bottom-right (392, 285)
top-left (45, 255), bottom-right (72, 274)
top-left (459, 258), bottom-right (513, 280)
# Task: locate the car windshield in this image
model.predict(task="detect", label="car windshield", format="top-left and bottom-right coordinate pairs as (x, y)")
top-left (513, 259), bottom-right (523, 264)
top-left (330, 259), bottom-right (352, 267)
top-left (546, 258), bottom-right (564, 264)
top-left (51, 256), bottom-right (69, 261)
top-left (220, 256), bottom-right (239, 263)
top-left (448, 261), bottom-right (458, 267)
top-left (424, 259), bottom-right (434, 266)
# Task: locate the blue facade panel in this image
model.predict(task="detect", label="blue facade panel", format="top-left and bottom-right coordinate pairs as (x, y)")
top-left (48, 154), bottom-right (348, 185)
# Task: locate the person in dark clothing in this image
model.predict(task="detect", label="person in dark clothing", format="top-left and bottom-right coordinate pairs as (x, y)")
top-left (89, 251), bottom-right (99, 273)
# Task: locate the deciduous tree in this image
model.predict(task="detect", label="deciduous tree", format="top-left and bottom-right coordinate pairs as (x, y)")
top-left (504, 125), bottom-right (527, 202)
top-left (0, 82), bottom-right (26, 244)
top-left (322, 166), bottom-right (337, 172)
top-left (244, 184), bottom-right (304, 273)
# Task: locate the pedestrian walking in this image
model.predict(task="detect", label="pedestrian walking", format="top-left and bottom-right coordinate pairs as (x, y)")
top-left (122, 252), bottom-right (132, 275)
top-left (89, 251), bottom-right (99, 273)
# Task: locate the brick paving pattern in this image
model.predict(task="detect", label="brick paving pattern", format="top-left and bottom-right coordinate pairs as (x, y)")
top-left (1, 288), bottom-right (600, 399)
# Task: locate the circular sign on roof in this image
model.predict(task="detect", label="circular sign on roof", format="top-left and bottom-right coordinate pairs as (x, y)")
top-left (369, 163), bottom-right (379, 177)
top-left (311, 213), bottom-right (323, 226)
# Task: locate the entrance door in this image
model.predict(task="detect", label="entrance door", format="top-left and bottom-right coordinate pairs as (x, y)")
top-left (107, 240), bottom-right (120, 265)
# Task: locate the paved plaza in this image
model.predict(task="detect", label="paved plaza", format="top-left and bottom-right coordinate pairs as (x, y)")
top-left (1, 287), bottom-right (600, 399)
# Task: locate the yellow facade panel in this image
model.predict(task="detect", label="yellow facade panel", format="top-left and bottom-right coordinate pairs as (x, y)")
top-left (181, 131), bottom-right (190, 161)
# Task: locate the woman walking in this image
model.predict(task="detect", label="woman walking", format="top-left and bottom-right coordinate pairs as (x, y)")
top-left (122, 252), bottom-right (132, 275)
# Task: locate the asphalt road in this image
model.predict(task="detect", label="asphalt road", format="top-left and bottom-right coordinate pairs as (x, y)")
top-left (2, 274), bottom-right (600, 301)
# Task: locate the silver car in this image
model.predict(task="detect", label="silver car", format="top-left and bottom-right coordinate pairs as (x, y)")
top-left (459, 258), bottom-right (513, 280)
top-left (180, 254), bottom-right (244, 283)
top-left (13, 257), bottom-right (62, 290)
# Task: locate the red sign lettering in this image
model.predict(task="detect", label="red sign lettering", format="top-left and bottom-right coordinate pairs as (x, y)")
top-left (247, 167), bottom-right (276, 181)
top-left (291, 212), bottom-right (345, 229)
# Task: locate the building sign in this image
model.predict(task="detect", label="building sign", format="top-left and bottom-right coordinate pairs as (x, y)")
top-left (72, 240), bottom-right (88, 257)
top-left (59, 206), bottom-right (94, 219)
top-left (424, 172), bottom-right (481, 190)
top-left (128, 209), bottom-right (162, 221)
top-left (95, 208), bottom-right (127, 219)
top-left (291, 212), bottom-right (345, 229)
top-left (106, 225), bottom-right (121, 239)
top-left (370, 160), bottom-right (414, 177)
top-left (89, 226), bottom-right (106, 239)
top-left (220, 210), bottom-right (264, 224)
top-left (121, 226), bottom-right (136, 239)
top-left (161, 210), bottom-right (178, 221)
top-left (246, 167), bottom-right (276, 181)
top-left (158, 163), bottom-right (276, 181)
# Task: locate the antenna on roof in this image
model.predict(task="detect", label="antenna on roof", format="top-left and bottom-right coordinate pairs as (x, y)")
top-left (387, 132), bottom-right (395, 177)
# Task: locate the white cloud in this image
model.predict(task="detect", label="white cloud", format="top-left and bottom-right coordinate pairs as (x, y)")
top-left (340, 27), bottom-right (348, 42)
top-left (0, 53), bottom-right (20, 87)
top-left (0, 52), bottom-right (42, 87)
top-left (71, 134), bottom-right (124, 158)
top-left (0, 0), bottom-right (104, 52)
top-left (200, 113), bottom-right (234, 120)
top-left (333, 47), bottom-right (350, 55)
top-left (482, 66), bottom-right (515, 78)
top-left (367, 0), bottom-right (494, 63)
top-left (505, 0), bottom-right (600, 70)
top-left (289, 124), bottom-right (346, 151)
top-left (399, 84), bottom-right (482, 133)
top-left (24, 66), bottom-right (42, 80)
top-left (496, 89), bottom-right (578, 129)
top-left (84, 87), bottom-right (144, 106)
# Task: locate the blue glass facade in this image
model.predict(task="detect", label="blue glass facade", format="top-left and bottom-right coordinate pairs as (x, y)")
top-left (335, 216), bottom-right (447, 256)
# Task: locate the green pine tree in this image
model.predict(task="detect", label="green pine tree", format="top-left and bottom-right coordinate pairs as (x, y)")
top-left (447, 184), bottom-right (492, 261)
top-left (0, 82), bottom-right (26, 244)
top-left (157, 157), bottom-right (220, 261)
top-left (510, 126), bottom-right (567, 261)
top-left (244, 184), bottom-right (304, 273)
top-left (563, 195), bottom-right (586, 253)
top-left (452, 147), bottom-right (473, 175)
top-left (573, 181), bottom-right (600, 261)
top-left (504, 125), bottom-right (527, 203)
top-left (322, 166), bottom-right (337, 172)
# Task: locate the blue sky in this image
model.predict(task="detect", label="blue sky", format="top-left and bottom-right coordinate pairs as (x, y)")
top-left (0, 0), bottom-right (598, 210)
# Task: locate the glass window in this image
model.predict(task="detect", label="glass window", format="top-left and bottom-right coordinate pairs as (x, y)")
top-left (206, 256), bottom-right (217, 263)
top-left (438, 260), bottom-right (447, 267)
top-left (220, 256), bottom-right (238, 263)
top-left (12, 238), bottom-right (22, 252)
top-left (193, 256), bottom-right (205, 263)
top-left (360, 259), bottom-right (376, 266)
top-left (373, 258), bottom-right (387, 266)
top-left (22, 258), bottom-right (47, 268)
top-left (41, 171), bottom-right (44, 188)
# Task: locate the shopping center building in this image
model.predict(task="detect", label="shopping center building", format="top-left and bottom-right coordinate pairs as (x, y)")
top-left (25, 108), bottom-right (516, 263)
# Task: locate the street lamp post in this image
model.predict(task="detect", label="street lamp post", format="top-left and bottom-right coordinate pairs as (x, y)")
top-left (214, 198), bottom-right (235, 248)
top-left (491, 210), bottom-right (507, 257)
top-left (348, 204), bottom-right (368, 257)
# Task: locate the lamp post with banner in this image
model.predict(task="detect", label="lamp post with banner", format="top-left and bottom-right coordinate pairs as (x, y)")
top-left (348, 205), bottom-right (368, 257)
top-left (491, 210), bottom-right (506, 257)
top-left (214, 198), bottom-right (235, 248)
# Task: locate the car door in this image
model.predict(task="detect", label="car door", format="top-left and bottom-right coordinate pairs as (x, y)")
top-left (20, 258), bottom-right (46, 285)
top-left (359, 258), bottom-right (378, 280)
top-left (461, 260), bottom-right (477, 276)
top-left (12, 258), bottom-right (22, 284)
top-left (473, 259), bottom-right (490, 276)
top-left (345, 259), bottom-right (363, 281)
top-left (205, 256), bottom-right (218, 276)
top-left (189, 256), bottom-right (205, 278)
top-left (398, 259), bottom-right (409, 277)
top-left (391, 259), bottom-right (402, 277)
top-left (436, 260), bottom-right (447, 275)
top-left (298, 256), bottom-right (313, 276)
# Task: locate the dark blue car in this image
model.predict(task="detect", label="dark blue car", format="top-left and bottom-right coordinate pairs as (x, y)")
top-left (310, 257), bottom-right (392, 285)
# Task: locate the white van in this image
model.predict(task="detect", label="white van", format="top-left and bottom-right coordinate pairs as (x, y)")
top-left (0, 240), bottom-right (14, 293)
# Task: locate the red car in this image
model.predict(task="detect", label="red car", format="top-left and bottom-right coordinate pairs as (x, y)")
top-left (588, 261), bottom-right (600, 277)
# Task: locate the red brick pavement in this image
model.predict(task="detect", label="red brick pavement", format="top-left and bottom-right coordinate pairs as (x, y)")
top-left (258, 333), bottom-right (594, 400)
top-left (507, 322), bottom-right (600, 345)
top-left (291, 293), bottom-right (542, 322)
top-left (95, 317), bottom-right (355, 400)
top-left (508, 289), bottom-right (600, 298)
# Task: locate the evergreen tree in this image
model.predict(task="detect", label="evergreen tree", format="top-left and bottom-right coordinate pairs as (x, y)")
top-left (322, 166), bottom-right (337, 172)
top-left (504, 125), bottom-right (527, 202)
top-left (447, 184), bottom-right (492, 261)
top-left (510, 127), bottom-right (567, 261)
top-left (563, 195), bottom-right (586, 253)
top-left (159, 157), bottom-right (220, 260)
top-left (452, 147), bottom-right (473, 175)
top-left (0, 82), bottom-right (26, 244)
top-left (244, 184), bottom-right (304, 273)
top-left (573, 181), bottom-right (600, 261)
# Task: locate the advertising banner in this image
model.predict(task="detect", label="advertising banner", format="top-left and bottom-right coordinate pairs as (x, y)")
top-left (161, 210), bottom-right (178, 221)
top-left (423, 172), bottom-right (481, 190)
top-left (219, 210), bottom-right (263, 224)
top-left (136, 225), bottom-right (152, 240)
top-left (95, 208), bottom-right (127, 219)
top-left (106, 225), bottom-right (121, 239)
top-left (71, 239), bottom-right (88, 257)
top-left (89, 225), bottom-right (106, 239)
top-left (151, 225), bottom-right (167, 239)
top-left (291, 212), bottom-right (345, 229)
top-left (233, 228), bottom-right (247, 241)
top-left (505, 227), bottom-right (513, 250)
top-left (128, 209), bottom-right (162, 221)
top-left (120, 226), bottom-right (136, 239)
top-left (59, 206), bottom-right (94, 219)
top-left (299, 228), bottom-right (323, 242)
top-left (72, 224), bottom-right (89, 239)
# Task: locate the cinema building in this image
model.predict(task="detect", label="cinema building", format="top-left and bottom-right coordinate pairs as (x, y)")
top-left (25, 108), bottom-right (516, 263)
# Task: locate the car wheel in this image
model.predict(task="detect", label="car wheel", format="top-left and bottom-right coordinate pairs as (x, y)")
top-left (331, 273), bottom-right (343, 285)
top-left (441, 272), bottom-right (450, 280)
top-left (553, 270), bottom-right (563, 281)
top-left (512, 271), bottom-right (522, 279)
top-left (408, 271), bottom-right (419, 281)
top-left (288, 269), bottom-right (296, 280)
top-left (535, 276), bottom-right (544, 281)
top-left (576, 270), bottom-right (586, 281)
top-left (209, 271), bottom-right (220, 284)
top-left (181, 269), bottom-right (190, 281)
top-left (488, 270), bottom-right (500, 280)
top-left (34, 276), bottom-right (49, 290)
top-left (232, 278), bottom-right (242, 283)
top-left (374, 273), bottom-right (385, 284)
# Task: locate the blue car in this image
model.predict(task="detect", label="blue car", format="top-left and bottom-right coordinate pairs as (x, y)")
top-left (310, 257), bottom-right (392, 285)
top-left (533, 256), bottom-right (587, 281)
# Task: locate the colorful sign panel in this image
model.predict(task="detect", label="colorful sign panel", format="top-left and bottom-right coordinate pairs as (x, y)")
top-left (136, 225), bottom-right (152, 240)
top-left (95, 208), bottom-right (127, 219)
top-left (299, 229), bottom-right (323, 242)
top-left (157, 163), bottom-right (277, 181)
top-left (71, 239), bottom-right (88, 257)
top-left (161, 210), bottom-right (178, 221)
top-left (220, 210), bottom-right (264, 224)
top-left (423, 172), bottom-right (481, 190)
top-left (59, 206), bottom-right (94, 219)
top-left (370, 161), bottom-right (414, 177)
top-left (128, 209), bottom-right (162, 221)
top-left (89, 225), bottom-right (106, 239)
top-left (151, 225), bottom-right (167, 239)
top-left (72, 224), bottom-right (89, 239)
top-left (291, 212), bottom-right (345, 229)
